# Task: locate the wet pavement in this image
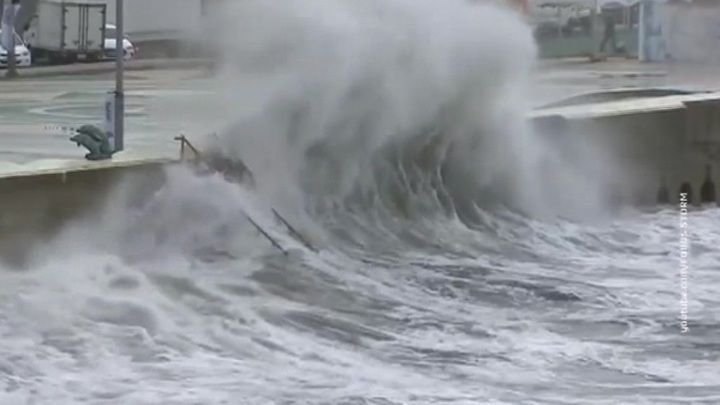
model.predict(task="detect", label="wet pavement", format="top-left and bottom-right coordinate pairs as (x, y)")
top-left (533, 59), bottom-right (720, 106)
top-left (0, 69), bottom-right (213, 165)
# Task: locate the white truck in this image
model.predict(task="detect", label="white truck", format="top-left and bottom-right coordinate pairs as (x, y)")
top-left (94, 0), bottom-right (203, 58)
top-left (24, 0), bottom-right (106, 64)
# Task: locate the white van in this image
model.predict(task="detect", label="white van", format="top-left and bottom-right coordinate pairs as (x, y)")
top-left (104, 24), bottom-right (136, 60)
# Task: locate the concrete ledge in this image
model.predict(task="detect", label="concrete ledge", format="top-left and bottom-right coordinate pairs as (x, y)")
top-left (531, 93), bottom-right (720, 207)
top-left (0, 151), bottom-right (180, 267)
top-left (0, 149), bottom-right (177, 180)
top-left (2, 58), bottom-right (212, 79)
top-left (530, 91), bottom-right (720, 120)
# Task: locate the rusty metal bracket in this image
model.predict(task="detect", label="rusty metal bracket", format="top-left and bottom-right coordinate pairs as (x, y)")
top-left (174, 134), bottom-right (202, 161)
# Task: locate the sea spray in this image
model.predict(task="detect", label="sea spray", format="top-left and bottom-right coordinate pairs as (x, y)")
top-left (196, 0), bottom-right (552, 215)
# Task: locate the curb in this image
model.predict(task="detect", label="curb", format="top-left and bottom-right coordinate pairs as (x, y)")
top-left (2, 58), bottom-right (212, 79)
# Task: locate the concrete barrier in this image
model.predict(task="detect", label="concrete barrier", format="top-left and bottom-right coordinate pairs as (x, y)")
top-left (531, 91), bottom-right (720, 206)
top-left (0, 151), bottom-right (179, 267)
top-left (3, 58), bottom-right (212, 79)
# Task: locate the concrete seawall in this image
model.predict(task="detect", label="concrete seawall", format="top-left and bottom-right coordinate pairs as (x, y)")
top-left (531, 92), bottom-right (720, 207)
top-left (0, 153), bottom-right (176, 267)
top-left (2, 88), bottom-right (720, 266)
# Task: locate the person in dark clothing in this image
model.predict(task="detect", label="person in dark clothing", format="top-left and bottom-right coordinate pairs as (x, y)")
top-left (599, 11), bottom-right (617, 53)
top-left (656, 179), bottom-right (669, 205)
top-left (700, 164), bottom-right (716, 204)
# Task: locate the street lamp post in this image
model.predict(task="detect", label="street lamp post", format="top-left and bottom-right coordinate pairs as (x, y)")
top-left (113, 0), bottom-right (125, 152)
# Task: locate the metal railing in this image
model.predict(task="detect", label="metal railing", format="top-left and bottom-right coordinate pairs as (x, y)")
top-left (174, 133), bottom-right (202, 161)
top-left (171, 132), bottom-right (319, 255)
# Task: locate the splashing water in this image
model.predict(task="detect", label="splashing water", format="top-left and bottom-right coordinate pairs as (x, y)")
top-left (1, 1), bottom-right (719, 404)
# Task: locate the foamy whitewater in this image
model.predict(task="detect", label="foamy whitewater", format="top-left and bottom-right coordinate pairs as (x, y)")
top-left (2, 0), bottom-right (719, 404)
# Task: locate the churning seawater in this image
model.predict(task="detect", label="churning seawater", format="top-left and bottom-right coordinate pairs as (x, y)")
top-left (2, 0), bottom-right (719, 404)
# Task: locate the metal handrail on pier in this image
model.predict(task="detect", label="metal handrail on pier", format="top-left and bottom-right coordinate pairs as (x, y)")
top-left (174, 134), bottom-right (202, 161)
top-left (172, 133), bottom-right (318, 255)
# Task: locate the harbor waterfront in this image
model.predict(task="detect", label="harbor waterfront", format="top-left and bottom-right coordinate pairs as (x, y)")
top-left (1, 2), bottom-right (719, 401)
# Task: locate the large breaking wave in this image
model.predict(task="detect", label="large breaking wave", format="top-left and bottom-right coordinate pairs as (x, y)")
top-left (198, 0), bottom-right (616, 224)
top-left (5, 1), bottom-right (714, 404)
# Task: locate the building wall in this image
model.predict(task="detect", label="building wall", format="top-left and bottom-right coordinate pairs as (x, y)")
top-left (662, 1), bottom-right (720, 63)
top-left (641, 0), bottom-right (720, 63)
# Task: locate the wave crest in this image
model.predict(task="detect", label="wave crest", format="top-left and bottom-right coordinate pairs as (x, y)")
top-left (200, 0), bottom-right (544, 219)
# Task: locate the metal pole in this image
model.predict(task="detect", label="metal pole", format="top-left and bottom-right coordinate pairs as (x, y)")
top-left (114, 0), bottom-right (124, 152)
top-left (4, 0), bottom-right (18, 78)
top-left (638, 0), bottom-right (644, 61)
top-left (0, 0), bottom-right (3, 48)
top-left (591, 0), bottom-right (598, 58)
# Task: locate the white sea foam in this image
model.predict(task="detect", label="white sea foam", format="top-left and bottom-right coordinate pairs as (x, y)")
top-left (2, 1), bottom-right (719, 404)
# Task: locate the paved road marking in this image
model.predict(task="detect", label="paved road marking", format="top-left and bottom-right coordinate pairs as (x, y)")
top-left (0, 72), bottom-right (210, 163)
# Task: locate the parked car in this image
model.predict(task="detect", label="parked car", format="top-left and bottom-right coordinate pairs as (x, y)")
top-left (104, 24), bottom-right (136, 60)
top-left (566, 6), bottom-right (592, 34)
top-left (530, 1), bottom-right (594, 37)
top-left (0, 30), bottom-right (32, 68)
top-left (529, 3), bottom-right (576, 37)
